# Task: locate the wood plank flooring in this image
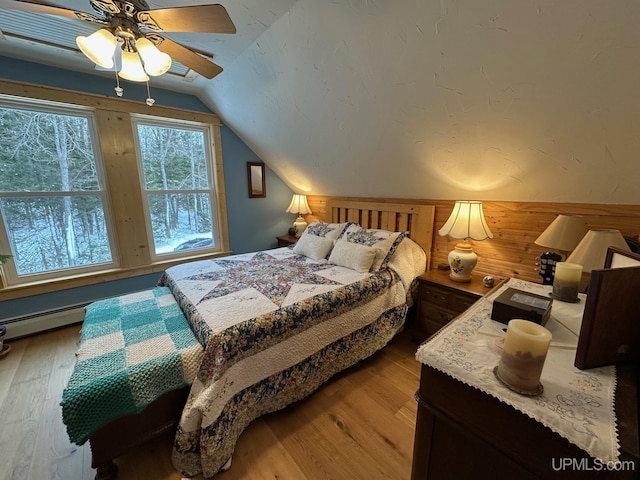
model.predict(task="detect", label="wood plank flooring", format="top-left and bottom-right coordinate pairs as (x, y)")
top-left (0, 324), bottom-right (422, 480)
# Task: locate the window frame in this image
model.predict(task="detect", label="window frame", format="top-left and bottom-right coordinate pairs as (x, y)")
top-left (131, 114), bottom-right (223, 261)
top-left (0, 95), bottom-right (120, 286)
top-left (0, 79), bottom-right (230, 299)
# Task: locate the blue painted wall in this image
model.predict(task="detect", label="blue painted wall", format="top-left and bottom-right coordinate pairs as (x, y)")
top-left (0, 56), bottom-right (293, 320)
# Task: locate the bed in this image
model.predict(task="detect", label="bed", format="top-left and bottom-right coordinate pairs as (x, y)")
top-left (63, 200), bottom-right (435, 479)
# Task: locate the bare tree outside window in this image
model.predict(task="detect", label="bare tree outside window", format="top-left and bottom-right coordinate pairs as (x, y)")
top-left (0, 100), bottom-right (114, 281)
top-left (133, 119), bottom-right (219, 256)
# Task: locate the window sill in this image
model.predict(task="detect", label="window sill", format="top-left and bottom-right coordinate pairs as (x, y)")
top-left (0, 249), bottom-right (233, 301)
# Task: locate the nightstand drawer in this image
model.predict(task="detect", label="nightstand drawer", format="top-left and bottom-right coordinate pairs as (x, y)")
top-left (413, 270), bottom-right (494, 341)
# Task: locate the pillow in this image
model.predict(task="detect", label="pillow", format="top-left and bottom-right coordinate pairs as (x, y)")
top-left (303, 221), bottom-right (351, 241)
top-left (340, 224), bottom-right (408, 271)
top-left (328, 239), bottom-right (377, 273)
top-left (292, 233), bottom-right (334, 261)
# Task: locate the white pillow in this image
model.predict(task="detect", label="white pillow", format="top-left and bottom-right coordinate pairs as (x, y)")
top-left (328, 239), bottom-right (377, 273)
top-left (340, 225), bottom-right (408, 271)
top-left (293, 234), bottom-right (334, 261)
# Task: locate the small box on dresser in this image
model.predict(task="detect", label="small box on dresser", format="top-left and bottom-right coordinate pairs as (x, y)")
top-left (414, 269), bottom-right (496, 341)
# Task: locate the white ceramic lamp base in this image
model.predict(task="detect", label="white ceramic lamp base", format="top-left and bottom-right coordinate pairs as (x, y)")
top-left (448, 242), bottom-right (478, 282)
top-left (293, 216), bottom-right (308, 237)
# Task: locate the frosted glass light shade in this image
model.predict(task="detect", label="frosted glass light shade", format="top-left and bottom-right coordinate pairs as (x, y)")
top-left (76, 29), bottom-right (117, 69)
top-left (438, 201), bottom-right (493, 240)
top-left (136, 37), bottom-right (172, 76)
top-left (286, 195), bottom-right (312, 215)
top-left (118, 50), bottom-right (149, 82)
top-left (566, 229), bottom-right (630, 272)
top-left (535, 214), bottom-right (588, 252)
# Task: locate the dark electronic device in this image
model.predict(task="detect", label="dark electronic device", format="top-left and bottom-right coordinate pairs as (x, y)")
top-left (491, 287), bottom-right (553, 326)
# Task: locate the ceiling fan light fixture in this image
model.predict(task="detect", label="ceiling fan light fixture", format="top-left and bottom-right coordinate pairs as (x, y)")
top-left (118, 49), bottom-right (149, 82)
top-left (136, 37), bottom-right (172, 76)
top-left (76, 29), bottom-right (117, 69)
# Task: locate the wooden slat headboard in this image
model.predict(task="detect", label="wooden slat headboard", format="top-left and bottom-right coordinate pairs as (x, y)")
top-left (326, 200), bottom-right (435, 269)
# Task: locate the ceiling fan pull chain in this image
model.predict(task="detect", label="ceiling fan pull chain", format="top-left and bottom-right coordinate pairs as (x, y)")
top-left (113, 46), bottom-right (123, 97)
top-left (145, 82), bottom-right (155, 106)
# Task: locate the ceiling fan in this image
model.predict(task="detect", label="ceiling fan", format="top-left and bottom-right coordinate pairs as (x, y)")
top-left (0, 0), bottom-right (236, 81)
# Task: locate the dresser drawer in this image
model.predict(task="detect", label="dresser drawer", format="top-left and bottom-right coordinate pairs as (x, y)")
top-left (420, 302), bottom-right (458, 328)
top-left (420, 283), bottom-right (452, 307)
top-left (450, 292), bottom-right (479, 312)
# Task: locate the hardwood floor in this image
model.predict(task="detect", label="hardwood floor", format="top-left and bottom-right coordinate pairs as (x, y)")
top-left (0, 324), bottom-right (422, 480)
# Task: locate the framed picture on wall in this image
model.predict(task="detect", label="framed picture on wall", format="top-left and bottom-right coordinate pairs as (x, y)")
top-left (247, 162), bottom-right (266, 198)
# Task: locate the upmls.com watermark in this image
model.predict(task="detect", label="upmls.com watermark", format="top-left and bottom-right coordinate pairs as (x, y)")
top-left (552, 457), bottom-right (636, 472)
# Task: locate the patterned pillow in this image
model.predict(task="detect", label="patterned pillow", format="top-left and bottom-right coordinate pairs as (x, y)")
top-left (340, 224), bottom-right (408, 271)
top-left (303, 222), bottom-right (351, 241)
top-left (293, 222), bottom-right (353, 260)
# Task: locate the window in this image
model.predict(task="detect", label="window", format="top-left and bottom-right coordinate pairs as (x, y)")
top-left (0, 81), bottom-right (229, 296)
top-left (0, 96), bottom-right (116, 284)
top-left (132, 116), bottom-right (221, 258)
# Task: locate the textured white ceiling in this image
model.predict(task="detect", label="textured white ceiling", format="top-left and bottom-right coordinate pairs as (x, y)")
top-left (2, 0), bottom-right (640, 204)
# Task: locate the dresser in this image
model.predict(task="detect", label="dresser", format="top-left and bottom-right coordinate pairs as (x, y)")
top-left (412, 278), bottom-right (640, 479)
top-left (414, 269), bottom-right (496, 341)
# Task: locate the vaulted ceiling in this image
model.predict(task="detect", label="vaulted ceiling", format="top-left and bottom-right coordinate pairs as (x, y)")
top-left (1, 0), bottom-right (639, 204)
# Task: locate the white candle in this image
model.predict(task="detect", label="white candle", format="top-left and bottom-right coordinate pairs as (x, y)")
top-left (552, 262), bottom-right (582, 302)
top-left (496, 319), bottom-right (552, 394)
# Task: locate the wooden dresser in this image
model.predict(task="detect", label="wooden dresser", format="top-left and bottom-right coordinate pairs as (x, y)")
top-left (411, 279), bottom-right (640, 479)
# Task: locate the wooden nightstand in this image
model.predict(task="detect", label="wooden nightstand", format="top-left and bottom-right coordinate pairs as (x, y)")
top-left (415, 269), bottom-right (497, 341)
top-left (276, 234), bottom-right (298, 247)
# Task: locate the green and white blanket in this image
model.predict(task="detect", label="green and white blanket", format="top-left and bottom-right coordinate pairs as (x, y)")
top-left (61, 287), bottom-right (203, 445)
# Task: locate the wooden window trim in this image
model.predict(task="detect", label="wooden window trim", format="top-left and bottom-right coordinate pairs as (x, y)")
top-left (0, 79), bottom-right (230, 301)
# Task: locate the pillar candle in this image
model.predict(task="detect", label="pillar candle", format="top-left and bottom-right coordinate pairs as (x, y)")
top-left (495, 319), bottom-right (552, 394)
top-left (552, 262), bottom-right (582, 302)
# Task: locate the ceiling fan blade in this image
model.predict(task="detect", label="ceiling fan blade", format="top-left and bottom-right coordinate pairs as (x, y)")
top-left (139, 4), bottom-right (236, 34)
top-left (0, 0), bottom-right (87, 20)
top-left (153, 36), bottom-right (223, 79)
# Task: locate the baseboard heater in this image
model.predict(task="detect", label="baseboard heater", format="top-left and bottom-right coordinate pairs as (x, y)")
top-left (1, 304), bottom-right (87, 340)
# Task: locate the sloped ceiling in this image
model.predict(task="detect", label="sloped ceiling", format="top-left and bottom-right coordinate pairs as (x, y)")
top-left (2, 0), bottom-right (640, 204)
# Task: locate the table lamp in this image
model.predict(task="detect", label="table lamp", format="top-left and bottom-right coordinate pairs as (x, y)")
top-left (534, 214), bottom-right (588, 285)
top-left (286, 194), bottom-right (312, 237)
top-left (566, 229), bottom-right (631, 273)
top-left (438, 201), bottom-right (493, 282)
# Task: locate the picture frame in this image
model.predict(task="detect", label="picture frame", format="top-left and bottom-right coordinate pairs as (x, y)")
top-left (574, 247), bottom-right (640, 370)
top-left (605, 246), bottom-right (640, 269)
top-left (247, 162), bottom-right (266, 198)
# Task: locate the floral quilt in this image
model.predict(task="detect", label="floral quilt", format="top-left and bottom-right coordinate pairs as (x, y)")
top-left (159, 246), bottom-right (415, 478)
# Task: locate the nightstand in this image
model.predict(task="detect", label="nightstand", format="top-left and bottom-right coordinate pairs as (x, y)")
top-left (415, 269), bottom-right (496, 341)
top-left (276, 234), bottom-right (298, 247)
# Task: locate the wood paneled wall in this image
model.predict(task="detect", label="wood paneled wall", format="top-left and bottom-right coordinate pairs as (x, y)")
top-left (306, 196), bottom-right (640, 284)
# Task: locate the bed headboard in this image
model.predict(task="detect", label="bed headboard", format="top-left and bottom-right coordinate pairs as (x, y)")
top-left (326, 200), bottom-right (435, 269)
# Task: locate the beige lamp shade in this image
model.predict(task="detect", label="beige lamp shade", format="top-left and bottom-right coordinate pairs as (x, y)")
top-left (285, 194), bottom-right (312, 215)
top-left (566, 229), bottom-right (631, 272)
top-left (535, 214), bottom-right (588, 252)
top-left (438, 201), bottom-right (493, 240)
top-left (286, 194), bottom-right (312, 237)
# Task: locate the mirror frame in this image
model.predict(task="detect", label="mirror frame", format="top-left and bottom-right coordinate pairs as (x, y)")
top-left (247, 162), bottom-right (266, 198)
